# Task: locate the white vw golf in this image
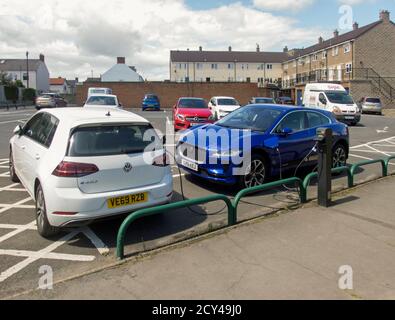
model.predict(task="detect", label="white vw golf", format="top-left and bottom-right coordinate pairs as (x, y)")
top-left (9, 108), bottom-right (173, 237)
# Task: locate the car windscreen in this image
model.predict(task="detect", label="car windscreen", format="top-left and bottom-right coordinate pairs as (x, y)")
top-left (90, 89), bottom-right (106, 94)
top-left (216, 106), bottom-right (283, 132)
top-left (40, 94), bottom-right (55, 98)
top-left (179, 99), bottom-right (207, 109)
top-left (366, 98), bottom-right (381, 103)
top-left (145, 95), bottom-right (158, 100)
top-left (86, 96), bottom-right (116, 106)
top-left (255, 98), bottom-right (274, 104)
top-left (218, 99), bottom-right (238, 106)
top-left (67, 124), bottom-right (161, 157)
top-left (325, 91), bottom-right (354, 104)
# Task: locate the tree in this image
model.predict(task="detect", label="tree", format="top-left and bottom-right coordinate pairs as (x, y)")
top-left (0, 71), bottom-right (12, 85)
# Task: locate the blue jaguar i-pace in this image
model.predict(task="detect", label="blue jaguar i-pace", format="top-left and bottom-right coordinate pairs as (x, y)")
top-left (176, 104), bottom-right (349, 189)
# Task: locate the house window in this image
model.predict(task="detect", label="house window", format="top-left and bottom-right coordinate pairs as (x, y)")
top-left (322, 51), bottom-right (327, 59)
top-left (23, 73), bottom-right (28, 80)
top-left (298, 59), bottom-right (304, 66)
top-left (196, 63), bottom-right (203, 70)
top-left (344, 43), bottom-right (351, 53)
top-left (266, 64), bottom-right (273, 70)
top-left (228, 63), bottom-right (234, 70)
top-left (345, 63), bottom-right (352, 74)
top-left (332, 46), bottom-right (339, 56)
top-left (258, 64), bottom-right (264, 70)
top-left (211, 63), bottom-right (218, 70)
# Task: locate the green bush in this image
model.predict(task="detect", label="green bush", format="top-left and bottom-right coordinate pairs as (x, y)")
top-left (23, 88), bottom-right (36, 101)
top-left (4, 85), bottom-right (19, 102)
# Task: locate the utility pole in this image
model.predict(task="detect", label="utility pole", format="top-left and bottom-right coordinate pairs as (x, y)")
top-left (26, 51), bottom-right (29, 89)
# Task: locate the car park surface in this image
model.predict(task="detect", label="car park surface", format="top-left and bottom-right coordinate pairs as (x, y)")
top-left (0, 106), bottom-right (395, 298)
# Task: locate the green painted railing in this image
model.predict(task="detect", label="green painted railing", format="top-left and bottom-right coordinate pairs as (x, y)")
top-left (302, 166), bottom-right (352, 203)
top-left (350, 159), bottom-right (387, 187)
top-left (233, 177), bottom-right (304, 217)
top-left (385, 156), bottom-right (395, 175)
top-left (116, 194), bottom-right (234, 259)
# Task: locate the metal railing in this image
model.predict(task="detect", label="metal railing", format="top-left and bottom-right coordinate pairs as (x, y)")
top-left (116, 195), bottom-right (234, 260)
top-left (116, 156), bottom-right (395, 260)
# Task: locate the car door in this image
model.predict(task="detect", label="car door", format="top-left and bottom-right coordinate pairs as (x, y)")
top-left (274, 111), bottom-right (314, 170)
top-left (23, 113), bottom-right (58, 194)
top-left (12, 113), bottom-right (44, 188)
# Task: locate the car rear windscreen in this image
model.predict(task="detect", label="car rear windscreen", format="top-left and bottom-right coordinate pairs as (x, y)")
top-left (179, 99), bottom-right (207, 109)
top-left (255, 98), bottom-right (273, 104)
top-left (218, 99), bottom-right (238, 106)
top-left (67, 124), bottom-right (161, 157)
top-left (366, 98), bottom-right (381, 103)
top-left (86, 96), bottom-right (116, 106)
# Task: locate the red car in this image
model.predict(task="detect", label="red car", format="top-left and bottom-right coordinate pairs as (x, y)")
top-left (173, 97), bottom-right (215, 130)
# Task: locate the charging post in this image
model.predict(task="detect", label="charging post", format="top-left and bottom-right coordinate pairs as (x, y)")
top-left (315, 128), bottom-right (333, 207)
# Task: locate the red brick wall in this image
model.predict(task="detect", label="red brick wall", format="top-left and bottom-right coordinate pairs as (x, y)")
top-left (76, 82), bottom-right (275, 108)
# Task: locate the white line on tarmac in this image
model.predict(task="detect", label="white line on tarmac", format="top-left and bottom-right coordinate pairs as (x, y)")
top-left (0, 221), bottom-right (37, 243)
top-left (350, 153), bottom-right (395, 166)
top-left (366, 144), bottom-right (391, 157)
top-left (81, 227), bottom-right (110, 256)
top-left (0, 249), bottom-right (95, 262)
top-left (0, 171), bottom-right (10, 177)
top-left (0, 223), bottom-right (36, 231)
top-left (0, 119), bottom-right (28, 125)
top-left (0, 229), bottom-right (80, 283)
top-left (0, 197), bottom-right (33, 213)
top-left (351, 136), bottom-right (395, 149)
top-left (173, 173), bottom-right (185, 179)
top-left (0, 183), bottom-right (19, 191)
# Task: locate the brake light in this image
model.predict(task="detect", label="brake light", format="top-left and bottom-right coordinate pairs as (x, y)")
top-left (153, 152), bottom-right (170, 167)
top-left (52, 161), bottom-right (99, 177)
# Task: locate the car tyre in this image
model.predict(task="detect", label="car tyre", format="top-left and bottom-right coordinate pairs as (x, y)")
top-left (332, 144), bottom-right (348, 169)
top-left (35, 184), bottom-right (60, 238)
top-left (9, 149), bottom-right (20, 183)
top-left (238, 155), bottom-right (268, 189)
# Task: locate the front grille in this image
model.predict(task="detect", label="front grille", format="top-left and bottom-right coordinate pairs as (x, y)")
top-left (185, 117), bottom-right (208, 123)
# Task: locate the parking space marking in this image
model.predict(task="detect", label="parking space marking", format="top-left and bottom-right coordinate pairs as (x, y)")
top-left (0, 249), bottom-right (95, 262)
top-left (0, 197), bottom-right (34, 214)
top-left (0, 172), bottom-right (10, 177)
top-left (0, 221), bottom-right (37, 243)
top-left (80, 227), bottom-right (110, 256)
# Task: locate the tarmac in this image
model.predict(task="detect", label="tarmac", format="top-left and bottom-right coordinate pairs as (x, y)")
top-left (9, 176), bottom-right (395, 300)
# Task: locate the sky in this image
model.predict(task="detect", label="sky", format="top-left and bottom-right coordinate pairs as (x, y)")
top-left (0, 0), bottom-right (393, 81)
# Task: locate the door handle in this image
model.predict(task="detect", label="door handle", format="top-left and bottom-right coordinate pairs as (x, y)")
top-left (35, 154), bottom-right (41, 160)
top-left (21, 146), bottom-right (26, 150)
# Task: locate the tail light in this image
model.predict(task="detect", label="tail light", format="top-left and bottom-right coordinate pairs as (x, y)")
top-left (153, 152), bottom-right (170, 167)
top-left (52, 161), bottom-right (99, 178)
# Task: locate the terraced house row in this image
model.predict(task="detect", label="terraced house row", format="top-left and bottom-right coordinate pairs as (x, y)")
top-left (170, 10), bottom-right (395, 108)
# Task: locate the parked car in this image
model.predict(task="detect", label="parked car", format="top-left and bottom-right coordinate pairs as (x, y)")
top-left (208, 96), bottom-right (241, 120)
top-left (176, 105), bottom-right (349, 189)
top-left (87, 87), bottom-right (113, 97)
top-left (173, 98), bottom-right (215, 131)
top-left (303, 83), bottom-right (360, 126)
top-left (142, 94), bottom-right (161, 111)
top-left (250, 97), bottom-right (276, 105)
top-left (276, 96), bottom-right (294, 105)
top-left (83, 94), bottom-right (122, 109)
top-left (358, 97), bottom-right (383, 115)
top-left (35, 93), bottom-right (67, 110)
top-left (9, 108), bottom-right (173, 237)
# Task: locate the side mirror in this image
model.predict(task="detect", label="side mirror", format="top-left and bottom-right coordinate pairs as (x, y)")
top-left (320, 97), bottom-right (327, 105)
top-left (13, 125), bottom-right (22, 136)
top-left (278, 127), bottom-right (293, 136)
top-left (162, 136), bottom-right (167, 145)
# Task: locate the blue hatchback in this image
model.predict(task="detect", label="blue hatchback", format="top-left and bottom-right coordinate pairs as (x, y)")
top-left (176, 105), bottom-right (349, 189)
top-left (142, 94), bottom-right (160, 111)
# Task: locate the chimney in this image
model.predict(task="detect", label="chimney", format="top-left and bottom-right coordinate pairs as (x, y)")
top-left (333, 29), bottom-right (339, 38)
top-left (380, 10), bottom-right (390, 22)
top-left (75, 77), bottom-right (79, 83)
top-left (228, 46), bottom-right (232, 52)
top-left (199, 46), bottom-right (202, 51)
top-left (353, 22), bottom-right (359, 30)
top-left (256, 44), bottom-right (260, 52)
top-left (283, 46), bottom-right (289, 53)
top-left (117, 57), bottom-right (126, 64)
top-left (39, 54), bottom-right (45, 62)
top-left (318, 36), bottom-right (324, 44)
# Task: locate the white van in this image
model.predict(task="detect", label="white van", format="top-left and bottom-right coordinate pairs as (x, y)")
top-left (87, 87), bottom-right (113, 97)
top-left (303, 83), bottom-right (361, 125)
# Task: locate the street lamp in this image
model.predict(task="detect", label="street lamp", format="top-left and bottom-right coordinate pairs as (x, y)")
top-left (26, 51), bottom-right (29, 89)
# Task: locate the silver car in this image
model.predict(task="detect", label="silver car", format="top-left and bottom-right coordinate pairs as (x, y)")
top-left (36, 93), bottom-right (67, 110)
top-left (358, 97), bottom-right (383, 115)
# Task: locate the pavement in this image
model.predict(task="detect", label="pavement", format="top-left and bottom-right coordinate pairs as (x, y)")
top-left (1, 106), bottom-right (395, 299)
top-left (9, 175), bottom-right (395, 300)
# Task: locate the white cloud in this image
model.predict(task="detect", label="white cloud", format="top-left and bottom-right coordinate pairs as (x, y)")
top-left (0, 0), bottom-right (321, 80)
top-left (253, 0), bottom-right (315, 12)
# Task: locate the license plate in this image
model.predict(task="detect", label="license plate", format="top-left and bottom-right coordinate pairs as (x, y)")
top-left (181, 159), bottom-right (199, 172)
top-left (345, 116), bottom-right (355, 120)
top-left (107, 192), bottom-right (148, 209)
top-left (190, 123), bottom-right (201, 126)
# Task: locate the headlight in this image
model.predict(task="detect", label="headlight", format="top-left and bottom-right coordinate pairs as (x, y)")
top-left (177, 114), bottom-right (185, 121)
top-left (333, 106), bottom-right (342, 114)
top-left (212, 150), bottom-right (241, 158)
top-left (208, 115), bottom-right (215, 121)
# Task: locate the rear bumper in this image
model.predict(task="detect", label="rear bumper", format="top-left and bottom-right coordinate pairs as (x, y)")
top-left (362, 105), bottom-right (382, 113)
top-left (45, 173), bottom-right (173, 227)
top-left (142, 104), bottom-right (160, 109)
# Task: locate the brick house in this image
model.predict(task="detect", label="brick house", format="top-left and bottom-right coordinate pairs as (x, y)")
top-left (282, 10), bottom-right (395, 107)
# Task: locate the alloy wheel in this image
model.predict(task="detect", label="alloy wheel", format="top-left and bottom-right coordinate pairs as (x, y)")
top-left (333, 146), bottom-right (347, 168)
top-left (244, 159), bottom-right (266, 188)
top-left (36, 188), bottom-right (45, 231)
